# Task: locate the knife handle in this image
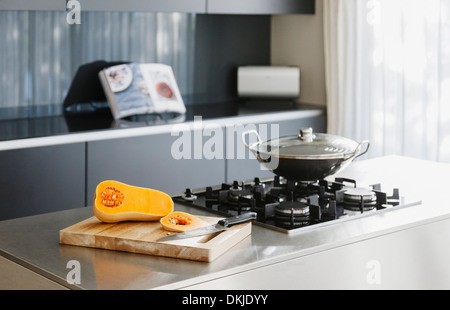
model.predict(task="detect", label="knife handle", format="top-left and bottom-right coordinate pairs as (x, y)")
top-left (218, 212), bottom-right (257, 227)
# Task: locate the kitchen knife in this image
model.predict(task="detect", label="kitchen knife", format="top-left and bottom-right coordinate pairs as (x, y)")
top-left (157, 212), bottom-right (257, 242)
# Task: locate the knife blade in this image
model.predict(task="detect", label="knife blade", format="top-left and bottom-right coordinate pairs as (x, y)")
top-left (157, 212), bottom-right (257, 242)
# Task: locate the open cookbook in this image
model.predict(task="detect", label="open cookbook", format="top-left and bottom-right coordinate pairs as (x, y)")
top-left (98, 63), bottom-right (186, 119)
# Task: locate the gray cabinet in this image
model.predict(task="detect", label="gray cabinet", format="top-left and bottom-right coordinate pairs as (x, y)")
top-left (0, 0), bottom-right (207, 13)
top-left (0, 143), bottom-right (85, 221)
top-left (86, 130), bottom-right (226, 200)
top-left (207, 0), bottom-right (315, 14)
top-left (0, 0), bottom-right (314, 14)
top-left (80, 0), bottom-right (207, 13)
top-left (0, 0), bottom-right (64, 11)
top-left (226, 114), bottom-right (326, 182)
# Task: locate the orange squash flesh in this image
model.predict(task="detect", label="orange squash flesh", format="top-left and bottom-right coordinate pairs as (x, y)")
top-left (160, 211), bottom-right (210, 232)
top-left (93, 180), bottom-right (174, 223)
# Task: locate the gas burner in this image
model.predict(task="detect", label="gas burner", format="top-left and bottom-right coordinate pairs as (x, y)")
top-left (227, 190), bottom-right (253, 211)
top-left (228, 190), bottom-right (253, 202)
top-left (344, 187), bottom-right (376, 201)
top-left (274, 200), bottom-right (310, 228)
top-left (275, 200), bottom-right (310, 216)
top-left (342, 187), bottom-right (377, 211)
top-left (228, 181), bottom-right (253, 203)
top-left (203, 181), bottom-right (253, 212)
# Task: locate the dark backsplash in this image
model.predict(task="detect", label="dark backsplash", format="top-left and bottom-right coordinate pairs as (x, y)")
top-left (192, 14), bottom-right (271, 104)
top-left (0, 12), bottom-right (271, 121)
top-left (62, 14), bottom-right (271, 116)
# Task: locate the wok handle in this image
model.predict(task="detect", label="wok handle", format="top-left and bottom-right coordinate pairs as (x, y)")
top-left (241, 130), bottom-right (262, 149)
top-left (353, 140), bottom-right (370, 160)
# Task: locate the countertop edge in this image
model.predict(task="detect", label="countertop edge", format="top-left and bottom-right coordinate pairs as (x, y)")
top-left (0, 108), bottom-right (325, 151)
top-left (0, 248), bottom-right (83, 290)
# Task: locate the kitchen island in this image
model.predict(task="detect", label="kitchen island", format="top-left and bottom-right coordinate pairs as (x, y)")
top-left (1, 156), bottom-right (450, 290)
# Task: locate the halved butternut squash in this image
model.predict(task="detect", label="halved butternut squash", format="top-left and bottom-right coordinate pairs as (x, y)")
top-left (160, 211), bottom-right (209, 232)
top-left (93, 180), bottom-right (173, 223)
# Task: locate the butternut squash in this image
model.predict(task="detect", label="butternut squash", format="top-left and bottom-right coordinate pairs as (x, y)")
top-left (160, 211), bottom-right (209, 232)
top-left (93, 180), bottom-right (173, 223)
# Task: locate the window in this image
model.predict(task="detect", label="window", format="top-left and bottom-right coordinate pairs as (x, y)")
top-left (324, 0), bottom-right (450, 163)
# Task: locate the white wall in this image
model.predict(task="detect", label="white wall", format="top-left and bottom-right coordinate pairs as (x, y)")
top-left (271, 0), bottom-right (326, 107)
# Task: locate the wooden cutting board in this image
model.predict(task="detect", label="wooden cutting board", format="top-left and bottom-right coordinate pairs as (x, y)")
top-left (59, 215), bottom-right (251, 262)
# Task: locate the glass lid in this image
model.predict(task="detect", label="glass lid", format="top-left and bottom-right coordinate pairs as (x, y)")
top-left (255, 128), bottom-right (359, 159)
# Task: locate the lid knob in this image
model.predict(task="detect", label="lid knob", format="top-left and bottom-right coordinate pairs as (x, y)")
top-left (299, 128), bottom-right (314, 142)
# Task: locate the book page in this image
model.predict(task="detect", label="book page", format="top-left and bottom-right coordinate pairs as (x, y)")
top-left (100, 63), bottom-right (153, 119)
top-left (140, 64), bottom-right (186, 114)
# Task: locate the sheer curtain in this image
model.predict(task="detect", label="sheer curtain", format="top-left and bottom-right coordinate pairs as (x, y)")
top-left (323, 0), bottom-right (450, 163)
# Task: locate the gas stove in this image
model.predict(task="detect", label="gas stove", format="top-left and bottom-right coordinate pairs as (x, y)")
top-left (173, 176), bottom-right (422, 234)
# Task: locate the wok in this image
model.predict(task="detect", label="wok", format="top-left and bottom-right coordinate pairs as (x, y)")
top-left (242, 128), bottom-right (370, 181)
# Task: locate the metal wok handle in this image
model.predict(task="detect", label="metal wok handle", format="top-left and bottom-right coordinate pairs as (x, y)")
top-left (241, 130), bottom-right (271, 163)
top-left (241, 130), bottom-right (262, 149)
top-left (353, 140), bottom-right (370, 160)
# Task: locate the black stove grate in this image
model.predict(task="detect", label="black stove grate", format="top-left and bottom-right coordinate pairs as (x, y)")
top-left (173, 176), bottom-right (415, 233)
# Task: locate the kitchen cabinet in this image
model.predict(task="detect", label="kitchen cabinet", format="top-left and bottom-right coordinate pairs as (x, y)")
top-left (0, 0), bottom-right (64, 11)
top-left (0, 143), bottom-right (85, 221)
top-left (80, 0), bottom-right (207, 13)
top-left (226, 114), bottom-right (326, 182)
top-left (207, 0), bottom-right (315, 15)
top-left (86, 130), bottom-right (226, 201)
top-left (183, 216), bottom-right (450, 290)
top-left (0, 0), bottom-right (314, 14)
top-left (0, 0), bottom-right (206, 13)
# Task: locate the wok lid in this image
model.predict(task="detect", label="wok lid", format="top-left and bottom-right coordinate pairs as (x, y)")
top-left (247, 128), bottom-right (367, 160)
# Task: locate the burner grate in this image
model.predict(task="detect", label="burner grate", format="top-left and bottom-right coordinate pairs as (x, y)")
top-left (174, 176), bottom-right (419, 234)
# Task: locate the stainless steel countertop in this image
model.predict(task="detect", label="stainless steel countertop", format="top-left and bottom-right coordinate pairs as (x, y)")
top-left (1, 156), bottom-right (450, 289)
